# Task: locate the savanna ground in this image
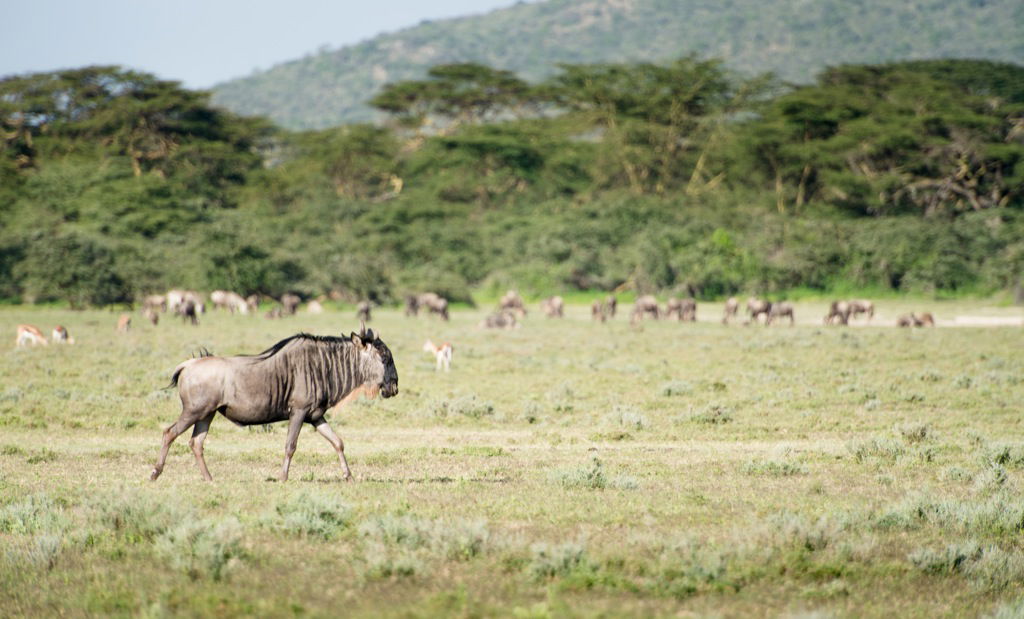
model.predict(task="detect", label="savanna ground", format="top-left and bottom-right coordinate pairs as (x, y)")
top-left (1, 299), bottom-right (1023, 618)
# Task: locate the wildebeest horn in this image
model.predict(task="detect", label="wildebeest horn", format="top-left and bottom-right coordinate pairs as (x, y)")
top-left (359, 320), bottom-right (366, 336)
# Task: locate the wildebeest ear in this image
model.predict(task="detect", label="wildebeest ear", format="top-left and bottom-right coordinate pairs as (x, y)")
top-left (365, 328), bottom-right (376, 341)
top-left (350, 333), bottom-right (363, 348)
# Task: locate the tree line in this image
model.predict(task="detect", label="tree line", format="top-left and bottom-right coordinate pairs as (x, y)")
top-left (1, 58), bottom-right (1022, 306)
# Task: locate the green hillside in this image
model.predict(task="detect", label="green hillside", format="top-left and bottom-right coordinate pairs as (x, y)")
top-left (211, 0), bottom-right (1024, 129)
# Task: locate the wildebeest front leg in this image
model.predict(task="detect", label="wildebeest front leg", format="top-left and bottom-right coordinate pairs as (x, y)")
top-left (313, 418), bottom-right (353, 481)
top-left (189, 413), bottom-right (216, 481)
top-left (280, 412), bottom-right (306, 482)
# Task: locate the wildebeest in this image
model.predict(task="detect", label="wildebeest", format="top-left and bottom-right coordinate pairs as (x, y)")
top-left (747, 298), bottom-right (772, 324)
top-left (211, 290), bottom-right (250, 314)
top-left (117, 314), bottom-right (132, 333)
top-left (150, 325), bottom-right (398, 482)
top-left (177, 300), bottom-right (199, 325)
top-left (897, 312), bottom-right (935, 328)
top-left (849, 300), bottom-right (875, 322)
top-left (591, 299), bottom-right (607, 322)
top-left (245, 295), bottom-right (260, 313)
top-left (407, 292), bottom-right (450, 321)
top-left (143, 307), bottom-right (160, 326)
top-left (423, 340), bottom-right (453, 371)
top-left (665, 297), bottom-right (697, 322)
top-left (356, 301), bottom-right (372, 322)
top-left (722, 297), bottom-right (739, 324)
top-left (52, 325), bottom-right (73, 344)
top-left (605, 296), bottom-right (617, 318)
top-left (143, 294), bottom-right (167, 313)
top-left (540, 296), bottom-right (564, 318)
top-left (767, 301), bottom-right (795, 326)
top-left (281, 293), bottom-right (301, 316)
top-left (15, 324), bottom-right (47, 347)
top-left (265, 306), bottom-right (284, 320)
top-left (480, 311), bottom-right (518, 329)
top-left (499, 290), bottom-right (527, 318)
top-left (168, 290), bottom-right (205, 315)
top-left (824, 300), bottom-right (851, 326)
top-left (630, 295), bottom-right (661, 324)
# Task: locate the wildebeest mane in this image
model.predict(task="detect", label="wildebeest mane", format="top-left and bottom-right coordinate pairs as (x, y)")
top-left (253, 332), bottom-right (352, 360)
top-left (250, 333), bottom-right (364, 410)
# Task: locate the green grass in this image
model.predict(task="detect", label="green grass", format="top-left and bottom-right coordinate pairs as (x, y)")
top-left (1, 299), bottom-right (1022, 616)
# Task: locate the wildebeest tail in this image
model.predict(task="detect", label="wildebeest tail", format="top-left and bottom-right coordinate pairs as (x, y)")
top-left (167, 350), bottom-right (212, 388)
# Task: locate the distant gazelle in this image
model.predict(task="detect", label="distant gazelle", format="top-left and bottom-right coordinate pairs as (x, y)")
top-left (423, 340), bottom-right (453, 371)
top-left (15, 324), bottom-right (47, 347)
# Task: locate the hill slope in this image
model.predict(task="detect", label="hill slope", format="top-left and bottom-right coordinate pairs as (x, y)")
top-left (211, 0), bottom-right (1024, 129)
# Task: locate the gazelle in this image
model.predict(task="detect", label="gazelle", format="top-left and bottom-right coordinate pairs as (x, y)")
top-left (423, 340), bottom-right (453, 371)
top-left (15, 324), bottom-right (48, 347)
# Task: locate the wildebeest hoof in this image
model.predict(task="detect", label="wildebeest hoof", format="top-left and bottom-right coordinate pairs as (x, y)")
top-left (149, 468), bottom-right (160, 481)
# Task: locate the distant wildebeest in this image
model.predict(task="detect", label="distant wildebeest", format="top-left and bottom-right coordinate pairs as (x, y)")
top-left (117, 314), bottom-right (132, 333)
top-left (150, 326), bottom-right (398, 482)
top-left (631, 295), bottom-right (661, 324)
top-left (721, 297), bottom-right (739, 324)
top-left (605, 296), bottom-right (617, 318)
top-left (480, 311), bottom-right (518, 329)
top-left (52, 325), bottom-right (73, 344)
top-left (407, 292), bottom-right (449, 321)
top-left (143, 307), bottom-right (160, 326)
top-left (211, 290), bottom-right (250, 314)
top-left (747, 298), bottom-right (772, 324)
top-left (15, 324), bottom-right (47, 347)
top-left (246, 295), bottom-right (260, 313)
top-left (281, 293), bottom-right (301, 316)
top-left (540, 296), bottom-right (564, 318)
top-left (307, 300), bottom-right (324, 315)
top-left (177, 300), bottom-right (199, 325)
top-left (665, 297), bottom-right (697, 322)
top-left (591, 299), bottom-right (607, 322)
top-left (356, 301), bottom-right (372, 322)
top-left (499, 290), bottom-right (527, 318)
top-left (825, 300), bottom-right (851, 326)
top-left (423, 340), bottom-right (453, 371)
top-left (849, 300), bottom-right (875, 322)
top-left (168, 290), bottom-right (205, 315)
top-left (266, 306), bottom-right (284, 320)
top-left (767, 301), bottom-right (795, 326)
top-left (897, 312), bottom-right (935, 328)
top-left (143, 294), bottom-right (167, 313)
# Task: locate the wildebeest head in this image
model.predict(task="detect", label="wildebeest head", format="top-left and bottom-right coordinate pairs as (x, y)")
top-left (350, 324), bottom-right (398, 398)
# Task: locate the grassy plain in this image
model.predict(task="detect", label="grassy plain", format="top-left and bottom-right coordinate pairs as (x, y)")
top-left (1, 299), bottom-right (1023, 617)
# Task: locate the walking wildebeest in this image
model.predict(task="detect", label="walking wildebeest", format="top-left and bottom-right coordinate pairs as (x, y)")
top-left (540, 296), bottom-right (564, 318)
top-left (747, 298), bottom-right (772, 324)
top-left (150, 325), bottom-right (398, 482)
top-left (356, 301), bottom-right (372, 322)
top-left (423, 340), bottom-right (453, 371)
top-left (630, 295), bottom-right (661, 324)
top-left (499, 290), bottom-right (527, 318)
top-left (280, 294), bottom-right (301, 316)
top-left (767, 301), bottom-right (795, 326)
top-left (825, 300), bottom-right (851, 326)
top-left (480, 311), bottom-right (518, 329)
top-left (665, 298), bottom-right (697, 322)
top-left (52, 325), bottom-right (73, 344)
top-left (849, 300), bottom-right (875, 322)
top-left (117, 314), bottom-right (132, 333)
top-left (15, 324), bottom-right (47, 347)
top-left (722, 297), bottom-right (739, 325)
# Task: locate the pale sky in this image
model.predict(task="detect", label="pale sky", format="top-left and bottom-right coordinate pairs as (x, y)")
top-left (2, 0), bottom-right (526, 89)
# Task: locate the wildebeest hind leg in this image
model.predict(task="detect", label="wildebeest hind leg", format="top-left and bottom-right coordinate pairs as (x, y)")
top-left (188, 413), bottom-right (216, 481)
top-left (151, 415), bottom-right (200, 481)
top-left (280, 413), bottom-right (305, 482)
top-left (313, 419), bottom-right (353, 481)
